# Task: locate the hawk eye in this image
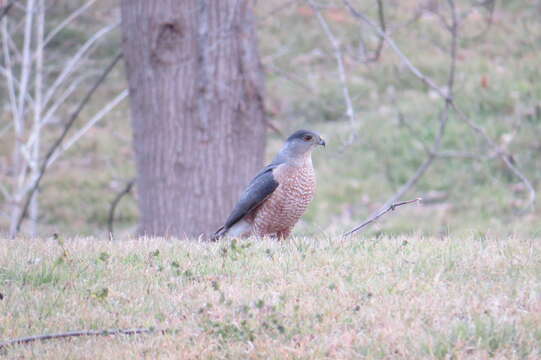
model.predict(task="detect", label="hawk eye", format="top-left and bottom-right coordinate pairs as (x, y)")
top-left (303, 135), bottom-right (313, 141)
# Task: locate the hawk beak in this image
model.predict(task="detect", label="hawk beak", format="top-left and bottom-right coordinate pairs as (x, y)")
top-left (319, 138), bottom-right (326, 147)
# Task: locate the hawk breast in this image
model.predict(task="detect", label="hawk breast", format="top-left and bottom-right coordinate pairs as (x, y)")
top-left (251, 162), bottom-right (316, 236)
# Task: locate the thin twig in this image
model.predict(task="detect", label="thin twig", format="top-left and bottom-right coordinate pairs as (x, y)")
top-left (0, 65), bottom-right (36, 108)
top-left (39, 73), bottom-right (92, 128)
top-left (28, 0), bottom-right (45, 236)
top-left (43, 0), bottom-right (97, 48)
top-left (344, 0), bottom-right (458, 217)
top-left (260, 0), bottom-right (298, 22)
top-left (307, 0), bottom-right (356, 125)
top-left (43, 21), bottom-right (119, 108)
top-left (450, 102), bottom-right (536, 211)
top-left (48, 89), bottom-right (129, 166)
top-left (433, 150), bottom-right (493, 160)
top-left (368, 0), bottom-right (386, 62)
top-left (1, 19), bottom-right (20, 139)
top-left (0, 181), bottom-right (10, 201)
top-left (0, 0), bottom-right (19, 22)
top-left (343, 0), bottom-right (450, 100)
top-left (374, 0), bottom-right (457, 209)
top-left (470, 0), bottom-right (496, 39)
top-left (11, 52), bottom-right (123, 237)
top-left (343, 0), bottom-right (535, 212)
top-left (265, 119), bottom-right (284, 137)
top-left (7, 0), bottom-right (36, 237)
top-left (344, 198), bottom-right (422, 237)
top-left (16, 0), bottom-right (35, 130)
top-left (0, 327), bottom-right (171, 350)
top-left (107, 178), bottom-right (135, 236)
top-left (266, 63), bottom-right (314, 93)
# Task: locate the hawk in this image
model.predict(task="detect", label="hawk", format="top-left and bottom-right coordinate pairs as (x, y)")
top-left (212, 130), bottom-right (325, 240)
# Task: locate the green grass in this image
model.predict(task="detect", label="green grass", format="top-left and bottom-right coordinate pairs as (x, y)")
top-left (1, 235), bottom-right (540, 358)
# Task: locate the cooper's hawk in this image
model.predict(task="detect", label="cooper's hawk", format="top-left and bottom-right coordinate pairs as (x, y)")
top-left (212, 130), bottom-right (325, 240)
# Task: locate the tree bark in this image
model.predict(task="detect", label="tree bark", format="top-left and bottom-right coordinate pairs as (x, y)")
top-left (120, 0), bottom-right (266, 238)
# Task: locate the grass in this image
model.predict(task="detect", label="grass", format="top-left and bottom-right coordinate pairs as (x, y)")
top-left (1, 235), bottom-right (540, 358)
top-left (2, 2), bottom-right (540, 358)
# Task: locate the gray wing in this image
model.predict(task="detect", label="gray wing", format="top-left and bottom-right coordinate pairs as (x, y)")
top-left (212, 163), bottom-right (281, 239)
top-left (224, 164), bottom-right (280, 228)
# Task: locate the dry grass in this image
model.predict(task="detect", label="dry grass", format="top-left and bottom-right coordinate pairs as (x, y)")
top-left (1, 235), bottom-right (540, 359)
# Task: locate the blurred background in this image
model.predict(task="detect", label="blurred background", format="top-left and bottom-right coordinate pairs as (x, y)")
top-left (1, 0), bottom-right (540, 238)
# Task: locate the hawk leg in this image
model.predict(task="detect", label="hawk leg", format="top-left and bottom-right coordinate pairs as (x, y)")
top-left (276, 229), bottom-right (291, 240)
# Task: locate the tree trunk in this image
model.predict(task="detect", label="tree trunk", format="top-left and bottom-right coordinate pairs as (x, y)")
top-left (120, 0), bottom-right (266, 238)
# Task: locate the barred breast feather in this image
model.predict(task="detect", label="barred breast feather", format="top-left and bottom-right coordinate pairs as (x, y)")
top-left (250, 160), bottom-right (316, 237)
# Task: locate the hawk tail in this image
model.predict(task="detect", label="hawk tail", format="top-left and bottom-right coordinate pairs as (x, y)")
top-left (210, 226), bottom-right (226, 241)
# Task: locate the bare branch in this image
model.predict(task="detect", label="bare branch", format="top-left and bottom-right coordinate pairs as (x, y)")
top-left (47, 89), bottom-right (129, 166)
top-left (265, 119), bottom-right (284, 137)
top-left (28, 0), bottom-right (45, 236)
top-left (43, 21), bottom-right (119, 108)
top-left (344, 198), bottom-right (422, 237)
top-left (0, 327), bottom-right (168, 350)
top-left (43, 0), bottom-right (97, 48)
top-left (21, 73), bottom-right (93, 174)
top-left (266, 62), bottom-right (315, 93)
top-left (343, 0), bottom-right (450, 100)
top-left (16, 0), bottom-right (35, 126)
top-left (0, 180), bottom-right (10, 201)
top-left (446, 0), bottom-right (458, 91)
top-left (343, 0), bottom-right (535, 212)
top-left (381, 152), bottom-right (436, 209)
top-left (0, 65), bottom-right (36, 107)
top-left (5, 0), bottom-right (37, 236)
top-left (433, 150), bottom-right (493, 160)
top-left (107, 178), bottom-right (135, 237)
top-left (469, 0), bottom-right (496, 39)
top-left (0, 0), bottom-right (19, 22)
top-left (11, 52), bottom-right (123, 237)
top-left (260, 0), bottom-right (298, 22)
top-left (368, 0), bottom-right (386, 62)
top-left (3, 18), bottom-right (24, 58)
top-left (1, 20), bottom-right (21, 124)
top-left (307, 0), bottom-right (356, 125)
top-left (39, 74), bottom-right (92, 127)
top-left (342, 0), bottom-right (458, 220)
top-left (450, 102), bottom-right (536, 210)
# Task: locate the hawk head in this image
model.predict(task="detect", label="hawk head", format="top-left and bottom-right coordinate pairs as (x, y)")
top-left (287, 129), bottom-right (325, 148)
top-left (275, 129), bottom-right (325, 163)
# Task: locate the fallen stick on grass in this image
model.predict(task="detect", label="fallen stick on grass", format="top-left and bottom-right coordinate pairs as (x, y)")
top-left (1, 199), bottom-right (421, 350)
top-left (0, 328), bottom-right (172, 350)
top-left (343, 198), bottom-right (422, 237)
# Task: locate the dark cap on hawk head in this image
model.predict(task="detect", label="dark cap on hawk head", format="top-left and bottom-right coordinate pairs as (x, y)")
top-left (212, 129), bottom-right (325, 241)
top-left (287, 129), bottom-right (326, 144)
